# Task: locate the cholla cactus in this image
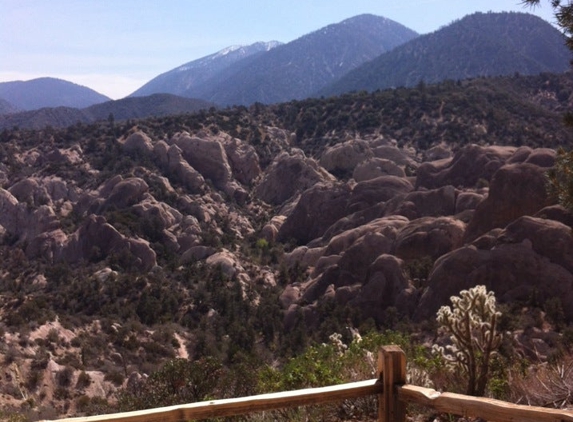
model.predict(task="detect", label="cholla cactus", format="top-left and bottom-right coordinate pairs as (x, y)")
top-left (432, 285), bottom-right (503, 396)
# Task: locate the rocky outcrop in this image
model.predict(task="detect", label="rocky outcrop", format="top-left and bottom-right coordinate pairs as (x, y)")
top-left (121, 131), bottom-right (153, 155)
top-left (464, 163), bottom-right (552, 242)
top-left (223, 137), bottom-right (261, 185)
top-left (256, 150), bottom-right (335, 205)
top-left (171, 132), bottom-right (233, 190)
top-left (103, 177), bottom-right (149, 210)
top-left (347, 176), bottom-right (413, 213)
top-left (383, 185), bottom-right (457, 220)
top-left (353, 157), bottom-right (406, 182)
top-left (394, 216), bottom-right (466, 260)
top-left (415, 240), bottom-right (573, 322)
top-left (63, 215), bottom-right (156, 270)
top-left (319, 139), bottom-right (373, 176)
top-left (277, 182), bottom-right (351, 245)
top-left (416, 144), bottom-right (516, 189)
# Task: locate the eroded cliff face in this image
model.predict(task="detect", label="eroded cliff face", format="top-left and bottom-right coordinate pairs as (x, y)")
top-left (0, 116), bottom-right (569, 417)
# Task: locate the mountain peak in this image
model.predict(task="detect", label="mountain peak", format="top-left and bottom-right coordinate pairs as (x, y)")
top-left (130, 41), bottom-right (283, 98)
top-left (322, 11), bottom-right (571, 96)
top-left (0, 77), bottom-right (110, 111)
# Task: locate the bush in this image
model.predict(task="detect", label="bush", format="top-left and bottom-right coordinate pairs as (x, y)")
top-left (432, 285), bottom-right (503, 396)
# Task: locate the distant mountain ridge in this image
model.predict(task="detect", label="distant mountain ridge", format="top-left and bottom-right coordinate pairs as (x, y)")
top-left (195, 14), bottom-right (419, 105)
top-left (130, 41), bottom-right (282, 98)
top-left (0, 98), bottom-right (19, 115)
top-left (0, 77), bottom-right (111, 111)
top-left (321, 12), bottom-right (572, 96)
top-left (0, 94), bottom-right (213, 130)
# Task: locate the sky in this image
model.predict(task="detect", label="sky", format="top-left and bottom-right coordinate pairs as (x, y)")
top-left (0, 0), bottom-right (559, 100)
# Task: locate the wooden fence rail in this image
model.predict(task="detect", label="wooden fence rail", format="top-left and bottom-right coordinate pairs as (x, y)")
top-left (48, 345), bottom-right (573, 422)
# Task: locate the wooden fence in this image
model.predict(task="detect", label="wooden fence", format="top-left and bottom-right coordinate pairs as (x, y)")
top-left (50, 345), bottom-right (573, 422)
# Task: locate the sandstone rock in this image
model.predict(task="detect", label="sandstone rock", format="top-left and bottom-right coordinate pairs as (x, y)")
top-left (122, 131), bottom-right (153, 155)
top-left (45, 146), bottom-right (83, 165)
top-left (104, 177), bottom-right (149, 210)
top-left (346, 254), bottom-right (416, 321)
top-left (165, 144), bottom-right (205, 193)
top-left (63, 215), bottom-right (156, 270)
top-left (424, 143), bottom-right (452, 161)
top-left (464, 163), bottom-right (552, 242)
top-left (283, 246), bottom-right (326, 269)
top-left (255, 151), bottom-right (335, 205)
top-left (43, 177), bottom-right (78, 202)
top-left (277, 182), bottom-right (351, 245)
top-left (223, 137), bottom-right (261, 185)
top-left (383, 185), bottom-right (457, 219)
top-left (414, 242), bottom-right (573, 322)
top-left (321, 203), bottom-right (387, 241)
top-left (455, 192), bottom-right (485, 213)
top-left (319, 140), bottom-right (373, 176)
top-left (353, 157), bottom-right (406, 182)
top-left (131, 198), bottom-right (182, 231)
top-left (26, 229), bottom-right (68, 261)
top-left (171, 133), bottom-right (232, 190)
top-left (181, 246), bottom-right (217, 263)
top-left (279, 286), bottom-right (301, 309)
top-left (497, 216), bottom-right (573, 273)
top-left (534, 205), bottom-right (573, 227)
top-left (394, 216), bottom-right (466, 260)
top-left (348, 175), bottom-right (413, 212)
top-left (334, 231), bottom-right (395, 282)
top-left (416, 144), bottom-right (516, 189)
top-left (507, 146), bottom-right (556, 168)
top-left (205, 249), bottom-right (242, 278)
top-left (324, 215), bottom-right (409, 257)
top-left (261, 216), bottom-right (286, 243)
top-left (372, 145), bottom-right (416, 167)
top-left (9, 178), bottom-right (52, 207)
top-left (223, 180), bottom-right (249, 205)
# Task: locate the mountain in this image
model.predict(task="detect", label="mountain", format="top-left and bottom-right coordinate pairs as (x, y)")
top-left (0, 94), bottom-right (213, 130)
top-left (0, 77), bottom-right (111, 111)
top-left (0, 98), bottom-right (19, 115)
top-left (130, 41), bottom-right (282, 98)
top-left (321, 12), bottom-right (572, 96)
top-left (84, 93), bottom-right (213, 121)
top-left (187, 14), bottom-right (419, 106)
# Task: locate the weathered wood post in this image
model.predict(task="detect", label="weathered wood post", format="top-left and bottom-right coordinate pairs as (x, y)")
top-left (377, 345), bottom-right (407, 422)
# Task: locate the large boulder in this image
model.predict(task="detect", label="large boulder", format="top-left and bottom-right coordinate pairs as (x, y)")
top-left (8, 178), bottom-right (51, 207)
top-left (416, 144), bottom-right (516, 189)
top-left (346, 254), bottom-right (417, 321)
top-left (394, 216), bottom-right (466, 260)
top-left (122, 131), bottom-right (153, 155)
top-left (256, 150), bottom-right (335, 205)
top-left (63, 215), bottom-right (156, 270)
top-left (103, 177), bottom-right (149, 210)
top-left (223, 137), bottom-right (261, 185)
top-left (171, 133), bottom-right (233, 190)
top-left (383, 185), bottom-right (457, 220)
top-left (414, 241), bottom-right (573, 322)
top-left (319, 140), bottom-right (373, 176)
top-left (277, 182), bottom-right (351, 245)
top-left (347, 175), bottom-right (413, 212)
top-left (353, 157), bottom-right (406, 182)
top-left (372, 145), bottom-right (416, 167)
top-left (464, 163), bottom-right (552, 242)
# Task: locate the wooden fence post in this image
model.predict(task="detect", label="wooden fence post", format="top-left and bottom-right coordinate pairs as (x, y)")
top-left (378, 345), bottom-right (407, 422)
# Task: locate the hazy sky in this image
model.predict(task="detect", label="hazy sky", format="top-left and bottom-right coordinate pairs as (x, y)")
top-left (1, 0), bottom-right (559, 99)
